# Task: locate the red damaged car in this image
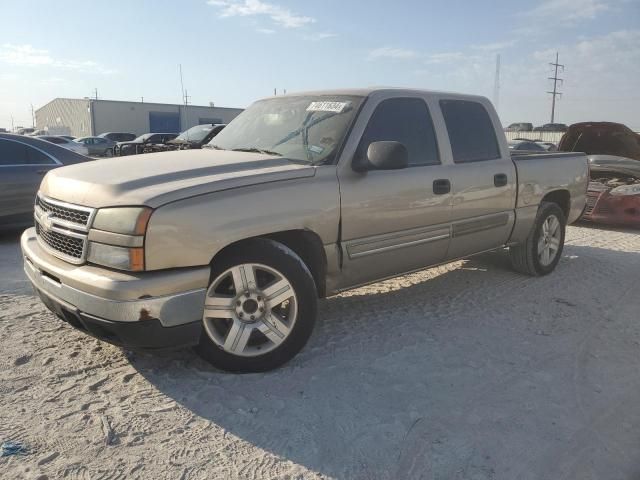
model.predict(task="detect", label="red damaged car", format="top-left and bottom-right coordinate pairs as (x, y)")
top-left (559, 122), bottom-right (640, 227)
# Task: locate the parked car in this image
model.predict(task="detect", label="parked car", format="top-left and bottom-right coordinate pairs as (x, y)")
top-left (16, 127), bottom-right (36, 135)
top-left (504, 122), bottom-right (533, 132)
top-left (533, 123), bottom-right (568, 132)
top-left (582, 157), bottom-right (640, 227)
top-left (37, 136), bottom-right (89, 156)
top-left (559, 122), bottom-right (640, 227)
top-left (508, 140), bottom-right (547, 152)
top-left (21, 88), bottom-right (588, 372)
top-left (535, 141), bottom-right (558, 151)
top-left (167, 124), bottom-right (226, 150)
top-left (0, 134), bottom-right (91, 228)
top-left (60, 135), bottom-right (76, 141)
top-left (114, 133), bottom-right (178, 156)
top-left (0, 128), bottom-right (7, 133)
top-left (75, 136), bottom-right (116, 156)
top-left (98, 132), bottom-right (137, 143)
top-left (28, 129), bottom-right (48, 136)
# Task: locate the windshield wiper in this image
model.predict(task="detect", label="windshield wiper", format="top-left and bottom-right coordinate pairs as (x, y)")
top-left (203, 144), bottom-right (225, 150)
top-left (231, 147), bottom-right (282, 156)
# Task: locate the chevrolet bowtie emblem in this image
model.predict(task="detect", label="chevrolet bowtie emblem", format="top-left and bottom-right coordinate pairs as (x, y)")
top-left (41, 213), bottom-right (55, 232)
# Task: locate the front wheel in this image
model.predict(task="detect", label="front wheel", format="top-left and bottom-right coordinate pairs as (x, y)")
top-left (509, 202), bottom-right (566, 276)
top-left (195, 238), bottom-right (317, 372)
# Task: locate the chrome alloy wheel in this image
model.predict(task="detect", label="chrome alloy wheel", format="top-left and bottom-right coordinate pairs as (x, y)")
top-left (537, 214), bottom-right (562, 266)
top-left (202, 263), bottom-right (298, 357)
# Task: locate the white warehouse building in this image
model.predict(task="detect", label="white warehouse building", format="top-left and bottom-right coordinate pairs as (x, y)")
top-left (35, 98), bottom-right (244, 137)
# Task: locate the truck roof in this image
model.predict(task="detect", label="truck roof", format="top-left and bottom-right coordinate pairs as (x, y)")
top-left (267, 87), bottom-right (489, 102)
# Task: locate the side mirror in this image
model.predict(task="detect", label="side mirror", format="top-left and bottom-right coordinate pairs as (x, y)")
top-left (353, 141), bottom-right (409, 172)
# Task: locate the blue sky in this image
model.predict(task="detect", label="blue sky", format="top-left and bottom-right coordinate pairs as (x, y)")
top-left (1, 0), bottom-right (639, 129)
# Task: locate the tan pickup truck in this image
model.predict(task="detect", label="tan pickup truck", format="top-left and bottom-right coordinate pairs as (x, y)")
top-left (21, 88), bottom-right (588, 372)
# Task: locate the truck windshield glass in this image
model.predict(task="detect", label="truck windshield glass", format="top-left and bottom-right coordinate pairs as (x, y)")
top-left (209, 95), bottom-right (364, 164)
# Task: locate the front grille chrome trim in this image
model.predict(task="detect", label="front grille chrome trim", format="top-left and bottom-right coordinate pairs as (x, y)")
top-left (34, 193), bottom-right (96, 264)
top-left (35, 194), bottom-right (96, 232)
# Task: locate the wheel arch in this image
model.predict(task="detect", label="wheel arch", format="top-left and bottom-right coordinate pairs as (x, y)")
top-left (540, 189), bottom-right (570, 219)
top-left (209, 229), bottom-right (328, 298)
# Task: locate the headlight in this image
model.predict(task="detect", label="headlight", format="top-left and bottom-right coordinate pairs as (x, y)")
top-left (610, 184), bottom-right (640, 196)
top-left (93, 207), bottom-right (152, 235)
top-left (87, 242), bottom-right (145, 271)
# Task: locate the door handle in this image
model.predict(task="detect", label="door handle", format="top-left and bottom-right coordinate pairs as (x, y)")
top-left (494, 173), bottom-right (508, 187)
top-left (433, 179), bottom-right (451, 195)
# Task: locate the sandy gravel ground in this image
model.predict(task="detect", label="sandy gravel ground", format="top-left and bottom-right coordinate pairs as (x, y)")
top-left (1, 225), bottom-right (639, 480)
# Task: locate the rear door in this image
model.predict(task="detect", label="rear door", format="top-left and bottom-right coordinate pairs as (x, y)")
top-left (437, 98), bottom-right (517, 259)
top-left (0, 138), bottom-right (60, 225)
top-left (337, 95), bottom-right (454, 288)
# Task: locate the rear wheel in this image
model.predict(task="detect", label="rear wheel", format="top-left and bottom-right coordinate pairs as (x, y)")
top-left (195, 238), bottom-right (317, 372)
top-left (509, 202), bottom-right (566, 276)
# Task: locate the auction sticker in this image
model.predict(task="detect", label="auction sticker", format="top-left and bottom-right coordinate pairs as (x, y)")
top-left (306, 101), bottom-right (349, 113)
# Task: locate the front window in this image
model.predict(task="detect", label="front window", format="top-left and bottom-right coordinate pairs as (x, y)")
top-left (175, 124), bottom-right (215, 143)
top-left (133, 134), bottom-right (152, 142)
top-left (209, 95), bottom-right (364, 164)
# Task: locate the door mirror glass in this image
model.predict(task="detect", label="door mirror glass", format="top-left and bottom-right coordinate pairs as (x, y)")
top-left (356, 141), bottom-right (409, 171)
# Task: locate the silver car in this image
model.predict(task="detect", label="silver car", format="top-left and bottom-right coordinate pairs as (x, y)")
top-left (74, 136), bottom-right (116, 156)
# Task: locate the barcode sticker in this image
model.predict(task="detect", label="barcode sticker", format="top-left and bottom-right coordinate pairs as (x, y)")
top-left (306, 101), bottom-right (349, 113)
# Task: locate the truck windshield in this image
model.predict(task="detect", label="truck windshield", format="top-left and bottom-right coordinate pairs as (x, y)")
top-left (209, 95), bottom-right (364, 164)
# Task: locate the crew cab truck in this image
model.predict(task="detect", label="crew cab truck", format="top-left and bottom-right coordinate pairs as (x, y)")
top-left (21, 88), bottom-right (588, 372)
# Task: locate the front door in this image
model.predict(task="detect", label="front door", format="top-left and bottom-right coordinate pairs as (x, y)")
top-left (337, 96), bottom-right (453, 289)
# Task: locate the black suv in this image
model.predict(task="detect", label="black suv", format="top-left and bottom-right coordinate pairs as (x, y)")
top-left (114, 133), bottom-right (178, 156)
top-left (98, 132), bottom-right (137, 142)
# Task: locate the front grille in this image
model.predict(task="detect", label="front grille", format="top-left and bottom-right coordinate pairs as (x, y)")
top-left (36, 223), bottom-right (85, 261)
top-left (34, 194), bottom-right (95, 264)
top-left (585, 193), bottom-right (599, 216)
top-left (37, 195), bottom-right (92, 228)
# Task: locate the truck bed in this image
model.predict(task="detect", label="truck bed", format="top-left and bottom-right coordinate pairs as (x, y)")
top-left (511, 151), bottom-right (589, 224)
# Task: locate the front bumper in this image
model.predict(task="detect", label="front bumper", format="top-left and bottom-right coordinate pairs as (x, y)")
top-left (21, 228), bottom-right (208, 348)
top-left (583, 191), bottom-right (640, 227)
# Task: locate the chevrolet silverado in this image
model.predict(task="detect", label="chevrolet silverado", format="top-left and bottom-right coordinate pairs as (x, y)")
top-left (21, 88), bottom-right (589, 372)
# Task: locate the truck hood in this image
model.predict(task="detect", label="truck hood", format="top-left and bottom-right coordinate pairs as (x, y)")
top-left (40, 149), bottom-right (316, 208)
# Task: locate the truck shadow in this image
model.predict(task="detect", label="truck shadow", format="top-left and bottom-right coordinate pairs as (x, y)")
top-left (129, 243), bottom-right (640, 479)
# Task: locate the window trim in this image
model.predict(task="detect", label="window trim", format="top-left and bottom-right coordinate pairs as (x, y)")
top-left (357, 96), bottom-right (442, 169)
top-left (439, 99), bottom-right (501, 164)
top-left (0, 137), bottom-right (61, 167)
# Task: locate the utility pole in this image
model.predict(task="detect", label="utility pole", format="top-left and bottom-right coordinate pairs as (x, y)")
top-left (493, 54), bottom-right (501, 113)
top-left (30, 104), bottom-right (35, 128)
top-left (93, 88), bottom-right (99, 100)
top-left (547, 52), bottom-right (564, 123)
top-left (11, 115), bottom-right (14, 132)
top-left (183, 89), bottom-right (191, 105)
top-left (140, 96), bottom-right (144, 103)
top-left (179, 64), bottom-right (187, 105)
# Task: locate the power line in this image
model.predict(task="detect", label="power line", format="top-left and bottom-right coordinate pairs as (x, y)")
top-left (547, 52), bottom-right (564, 123)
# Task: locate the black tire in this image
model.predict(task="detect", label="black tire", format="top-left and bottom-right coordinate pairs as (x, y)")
top-left (195, 238), bottom-right (317, 373)
top-left (509, 202), bottom-right (566, 276)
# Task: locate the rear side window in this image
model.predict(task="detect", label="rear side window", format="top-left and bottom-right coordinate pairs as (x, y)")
top-left (26, 146), bottom-right (56, 165)
top-left (358, 97), bottom-right (440, 167)
top-left (0, 139), bottom-right (28, 165)
top-left (440, 100), bottom-right (500, 163)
